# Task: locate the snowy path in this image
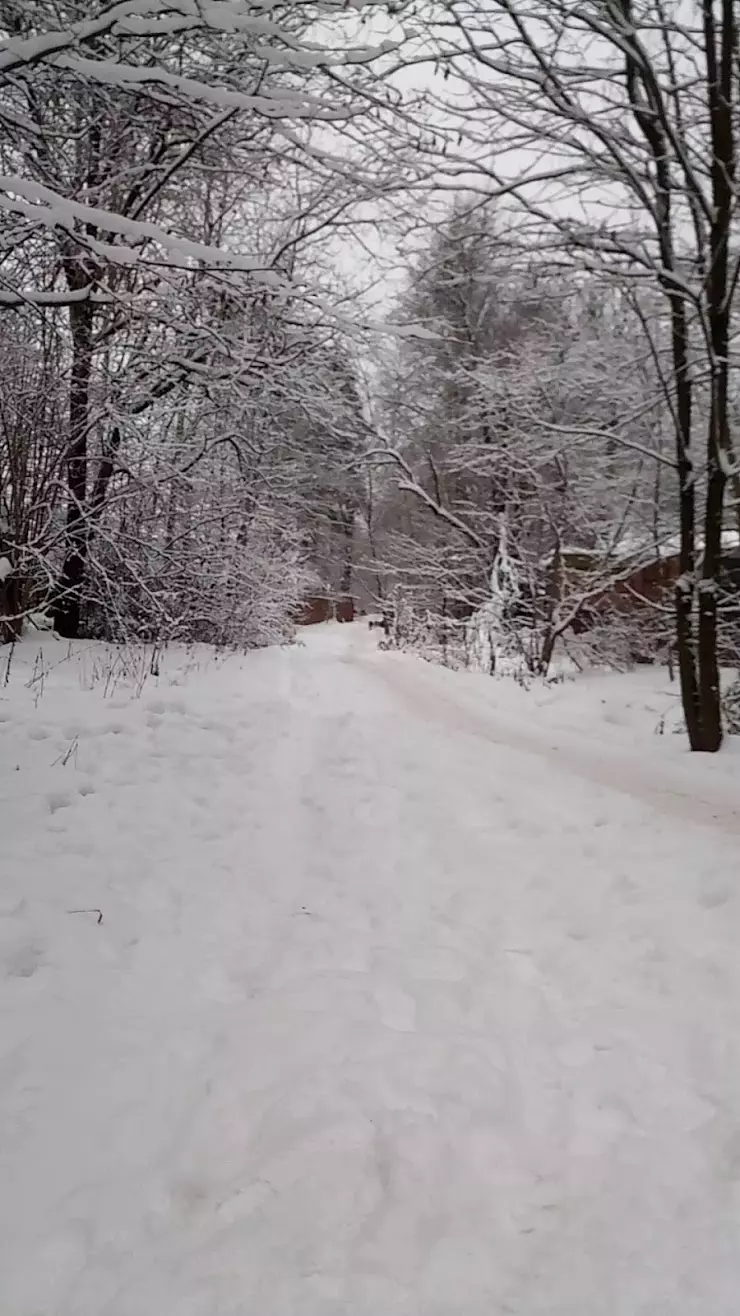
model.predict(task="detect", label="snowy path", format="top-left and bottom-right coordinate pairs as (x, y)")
top-left (360, 645), bottom-right (740, 836)
top-left (2, 627), bottom-right (740, 1315)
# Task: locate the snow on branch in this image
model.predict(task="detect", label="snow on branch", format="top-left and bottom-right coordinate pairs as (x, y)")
top-left (0, 0), bottom-right (400, 78)
top-left (46, 53), bottom-right (380, 119)
top-left (0, 176), bottom-right (280, 279)
top-left (367, 447), bottom-right (487, 551)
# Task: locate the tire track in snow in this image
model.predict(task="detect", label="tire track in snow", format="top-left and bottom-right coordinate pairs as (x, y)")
top-left (354, 648), bottom-right (740, 837)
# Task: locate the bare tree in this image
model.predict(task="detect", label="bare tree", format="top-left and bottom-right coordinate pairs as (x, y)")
top-left (369, 206), bottom-right (676, 674)
top-left (417, 0), bottom-right (739, 748)
top-left (0, 0), bottom-right (417, 638)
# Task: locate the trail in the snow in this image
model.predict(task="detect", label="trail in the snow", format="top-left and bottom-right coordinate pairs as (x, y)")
top-left (2, 627), bottom-right (740, 1316)
top-left (354, 638), bottom-right (740, 835)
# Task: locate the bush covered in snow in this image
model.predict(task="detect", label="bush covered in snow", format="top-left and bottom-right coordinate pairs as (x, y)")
top-left (721, 677), bottom-right (740, 736)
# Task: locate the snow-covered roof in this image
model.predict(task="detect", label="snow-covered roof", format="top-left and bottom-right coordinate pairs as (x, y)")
top-left (542, 529), bottom-right (740, 569)
top-left (613, 530), bottom-right (740, 559)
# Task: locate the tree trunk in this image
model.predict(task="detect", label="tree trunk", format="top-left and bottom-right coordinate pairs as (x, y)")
top-left (337, 505), bottom-right (354, 597)
top-left (54, 297), bottom-right (94, 638)
top-left (0, 571), bottom-right (24, 644)
top-left (668, 269), bottom-right (703, 750)
top-left (694, 0), bottom-right (736, 751)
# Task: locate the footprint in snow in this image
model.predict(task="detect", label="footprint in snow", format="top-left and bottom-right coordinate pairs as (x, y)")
top-left (146, 697), bottom-right (187, 716)
top-left (699, 888), bottom-right (730, 909)
top-left (374, 983), bottom-right (417, 1032)
top-left (47, 790), bottom-right (73, 814)
top-left (6, 942), bottom-right (44, 979)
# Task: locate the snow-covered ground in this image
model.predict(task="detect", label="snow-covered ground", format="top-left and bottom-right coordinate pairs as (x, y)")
top-left (2, 624), bottom-right (740, 1315)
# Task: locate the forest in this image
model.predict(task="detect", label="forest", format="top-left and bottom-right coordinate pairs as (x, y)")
top-left (2, 0), bottom-right (740, 750)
